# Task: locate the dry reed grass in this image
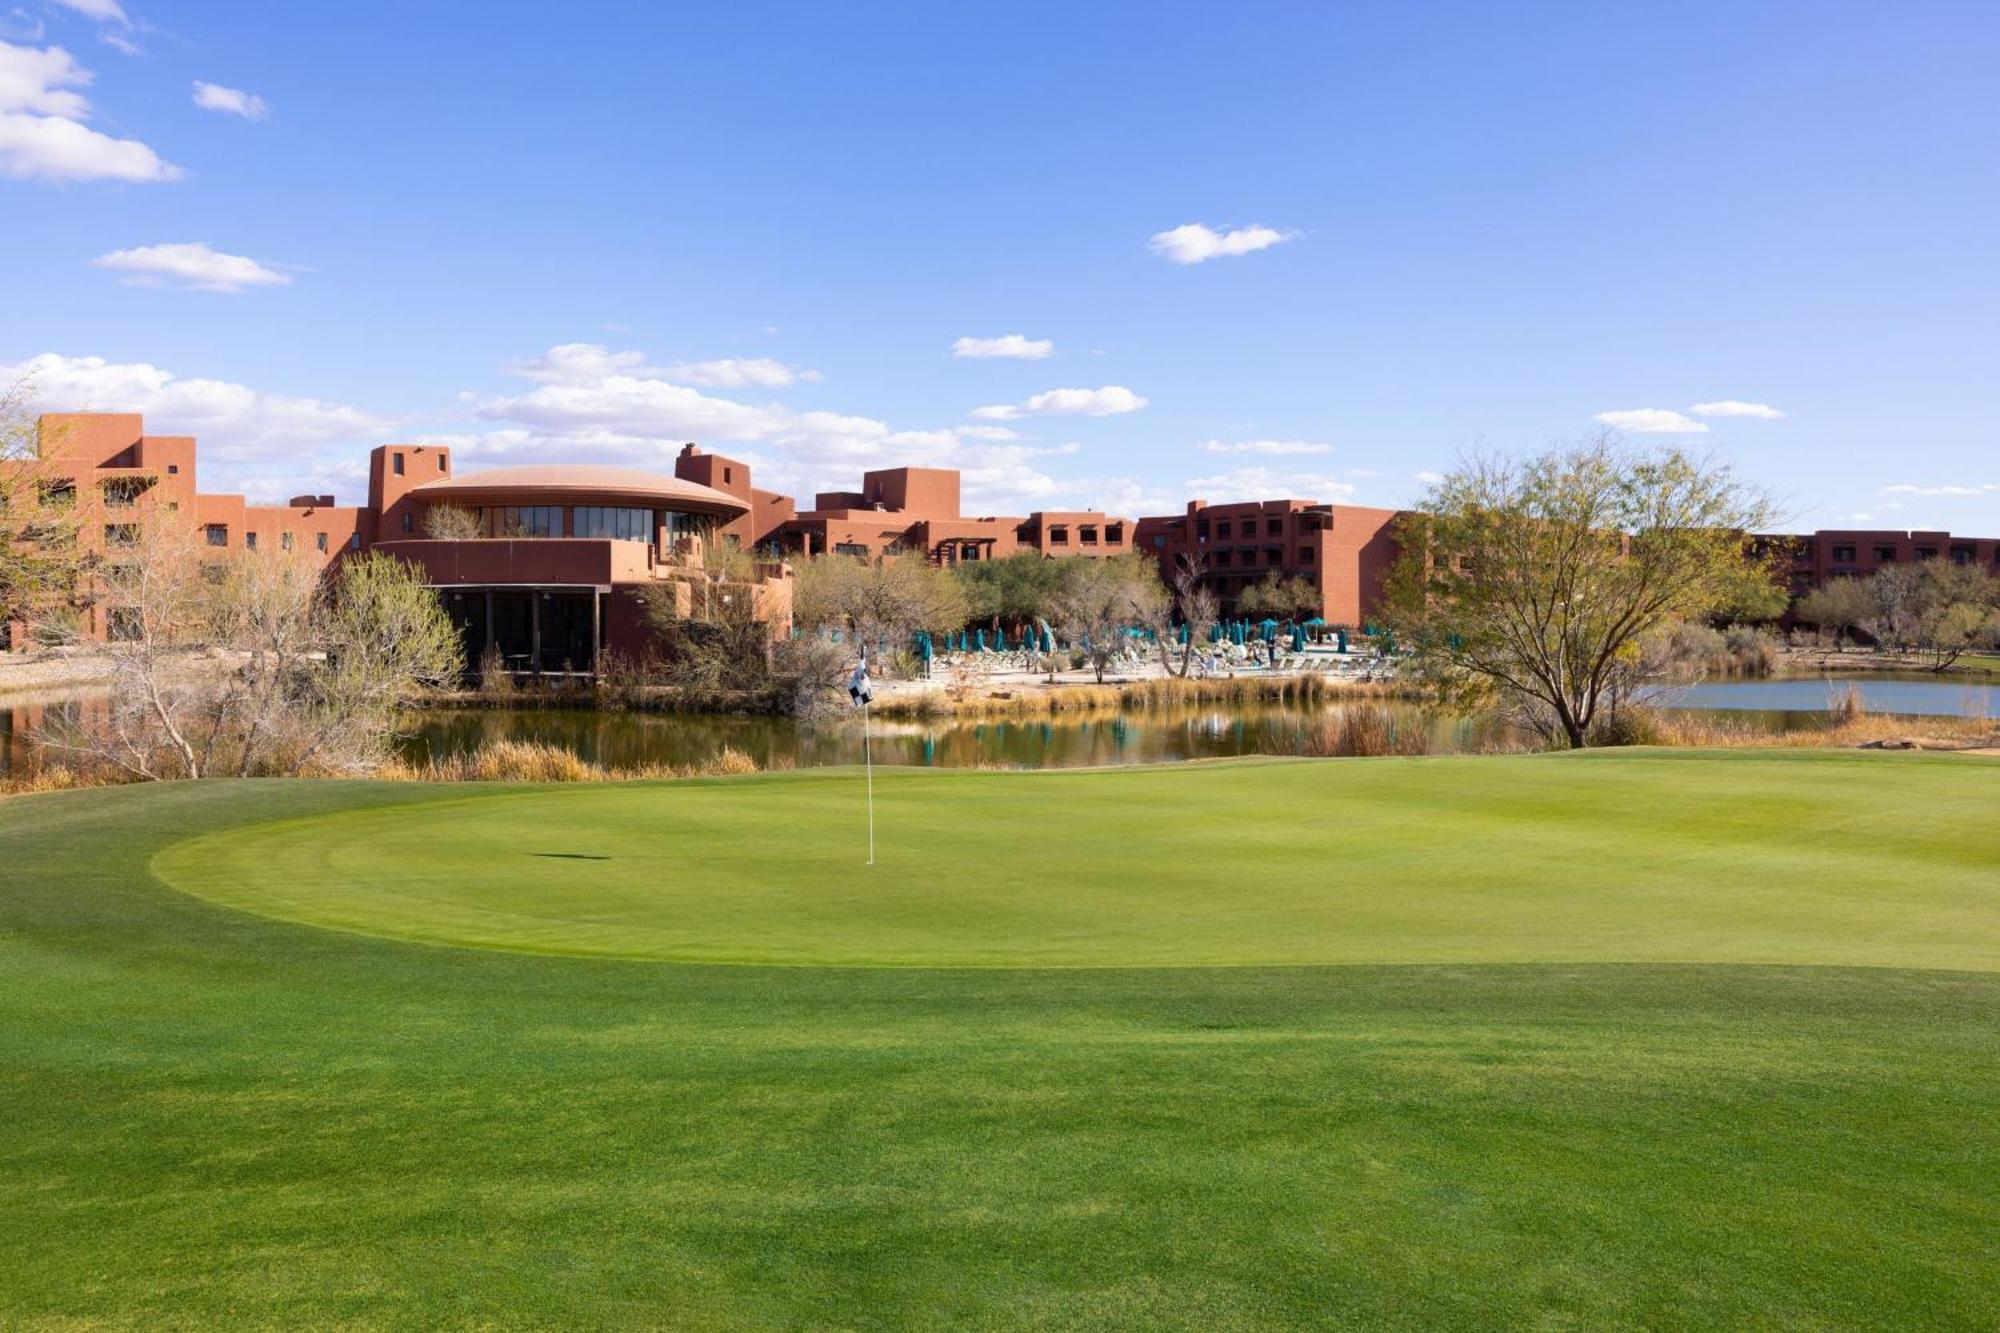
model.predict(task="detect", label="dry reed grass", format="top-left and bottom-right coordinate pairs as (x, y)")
top-left (373, 738), bottom-right (775, 783)
top-left (874, 672), bottom-right (1412, 721)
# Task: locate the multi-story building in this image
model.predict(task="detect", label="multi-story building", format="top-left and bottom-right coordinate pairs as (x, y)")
top-left (778, 465), bottom-right (1132, 565)
top-left (1134, 498), bottom-right (1403, 626)
top-left (6, 414), bottom-right (791, 669)
top-left (1757, 529), bottom-right (2000, 596)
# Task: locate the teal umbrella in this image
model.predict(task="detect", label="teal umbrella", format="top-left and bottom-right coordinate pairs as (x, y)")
top-left (994, 625), bottom-right (1009, 651)
top-left (975, 628), bottom-right (988, 651)
top-left (1291, 626), bottom-right (1307, 652)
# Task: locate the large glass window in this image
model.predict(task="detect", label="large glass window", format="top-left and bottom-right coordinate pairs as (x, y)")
top-left (573, 506), bottom-right (654, 542)
top-left (498, 506), bottom-right (562, 538)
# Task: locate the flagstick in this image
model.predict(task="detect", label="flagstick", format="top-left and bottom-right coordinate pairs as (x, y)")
top-left (862, 696), bottom-right (875, 866)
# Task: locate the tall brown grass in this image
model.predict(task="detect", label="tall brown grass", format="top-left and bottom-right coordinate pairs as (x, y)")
top-left (1294, 704), bottom-right (1434, 757)
top-left (373, 739), bottom-right (775, 783)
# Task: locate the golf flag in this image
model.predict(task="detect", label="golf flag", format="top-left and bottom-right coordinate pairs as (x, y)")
top-left (848, 646), bottom-right (874, 707)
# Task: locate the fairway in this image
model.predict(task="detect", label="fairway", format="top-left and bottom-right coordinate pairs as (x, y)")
top-left (155, 750), bottom-right (2000, 967)
top-left (5, 751), bottom-right (2000, 1329)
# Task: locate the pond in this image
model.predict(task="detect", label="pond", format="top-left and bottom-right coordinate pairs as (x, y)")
top-left (5, 674), bottom-right (1992, 777)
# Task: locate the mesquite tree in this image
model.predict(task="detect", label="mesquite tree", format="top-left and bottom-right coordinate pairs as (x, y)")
top-left (1382, 436), bottom-right (1779, 748)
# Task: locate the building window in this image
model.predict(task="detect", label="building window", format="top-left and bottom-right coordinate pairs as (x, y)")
top-left (38, 481), bottom-right (76, 510)
top-left (281, 532), bottom-right (294, 552)
top-left (1216, 521), bottom-right (1232, 539)
top-left (316, 532), bottom-right (328, 553)
top-left (166, 464), bottom-right (179, 476)
top-left (1298, 547), bottom-right (1313, 565)
top-left (498, 506), bottom-right (562, 538)
top-left (104, 523), bottom-right (138, 547)
top-left (1080, 526), bottom-right (1098, 546)
top-left (1874, 546), bottom-right (1897, 562)
top-left (348, 534), bottom-right (361, 551)
top-left (833, 542), bottom-right (869, 557)
top-left (102, 478), bottom-right (151, 508)
top-left (1915, 546), bottom-right (1938, 561)
top-left (723, 466), bottom-right (733, 484)
top-left (401, 511), bottom-right (414, 534)
top-left (573, 506), bottom-right (653, 542)
top-left (1048, 525), bottom-right (1068, 545)
top-left (245, 531), bottom-right (258, 550)
top-left (961, 545), bottom-right (980, 561)
top-left (1951, 545), bottom-right (1975, 564)
top-left (1215, 550), bottom-right (1232, 567)
top-left (1267, 518), bottom-right (1283, 536)
top-left (437, 454), bottom-right (448, 472)
top-left (1151, 535), bottom-right (1166, 549)
top-left (1266, 547), bottom-right (1283, 566)
top-left (1831, 544), bottom-right (1856, 563)
top-left (1106, 524), bottom-right (1124, 545)
top-left (392, 454), bottom-right (405, 476)
top-left (205, 524), bottom-right (228, 547)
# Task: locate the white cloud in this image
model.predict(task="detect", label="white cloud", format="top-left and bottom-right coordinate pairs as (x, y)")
top-left (192, 80), bottom-right (268, 121)
top-left (1197, 438), bottom-right (1333, 456)
top-left (52, 0), bottom-right (128, 22)
top-left (662, 357), bottom-right (820, 388)
top-left (1182, 466), bottom-right (1356, 505)
top-left (1592, 408), bottom-right (1710, 434)
top-left (0, 39), bottom-right (178, 181)
top-left (951, 334), bottom-right (1053, 361)
top-left (1414, 470), bottom-right (1444, 485)
top-left (90, 241), bottom-right (291, 292)
top-left (1882, 483), bottom-right (1996, 497)
top-left (1, 351), bottom-right (391, 499)
top-left (509, 344), bottom-right (817, 390)
top-left (1148, 222), bottom-right (1296, 265)
top-left (467, 343), bottom-right (1080, 511)
top-left (971, 385), bottom-right (1148, 421)
top-left (1689, 400), bottom-right (1785, 420)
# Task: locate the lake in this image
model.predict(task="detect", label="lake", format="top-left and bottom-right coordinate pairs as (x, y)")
top-left (6, 674), bottom-right (1992, 776)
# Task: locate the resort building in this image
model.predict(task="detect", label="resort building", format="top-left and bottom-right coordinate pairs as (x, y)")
top-left (1134, 498), bottom-right (1403, 626)
top-left (7, 414), bottom-right (792, 669)
top-left (1756, 529), bottom-right (2000, 597)
top-left (777, 464), bottom-right (1132, 565)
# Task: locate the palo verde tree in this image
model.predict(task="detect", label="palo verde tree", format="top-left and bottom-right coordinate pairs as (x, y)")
top-left (1381, 435), bottom-right (1779, 749)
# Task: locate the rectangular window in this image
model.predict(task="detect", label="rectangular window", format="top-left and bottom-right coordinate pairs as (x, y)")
top-left (499, 506), bottom-right (562, 538)
top-left (436, 454), bottom-right (447, 472)
top-left (104, 523), bottom-right (139, 546)
top-left (1875, 546), bottom-right (1897, 562)
top-left (1105, 524), bottom-right (1124, 545)
top-left (1216, 521), bottom-right (1232, 539)
top-left (39, 481), bottom-right (76, 510)
top-left (101, 478), bottom-right (151, 508)
top-left (205, 524), bottom-right (228, 547)
top-left (392, 454), bottom-right (405, 476)
top-left (1915, 546), bottom-right (1938, 560)
top-left (1215, 550), bottom-right (1232, 567)
top-left (1267, 518), bottom-right (1283, 536)
top-left (572, 506), bottom-right (654, 542)
top-left (1266, 547), bottom-right (1283, 566)
top-left (833, 541), bottom-right (869, 557)
top-left (1080, 526), bottom-right (1098, 545)
top-left (1151, 535), bottom-right (1165, 549)
top-left (1831, 544), bottom-right (1856, 562)
top-left (1048, 525), bottom-right (1068, 545)
top-left (316, 532), bottom-right (328, 553)
top-left (1298, 547), bottom-right (1313, 565)
top-left (281, 532), bottom-right (294, 552)
top-left (401, 511), bottom-right (414, 534)
top-left (245, 531), bottom-right (258, 550)
top-left (1951, 545), bottom-right (1975, 564)
top-left (961, 545), bottom-right (980, 561)
top-left (347, 534), bottom-right (360, 551)
top-left (166, 464), bottom-right (179, 476)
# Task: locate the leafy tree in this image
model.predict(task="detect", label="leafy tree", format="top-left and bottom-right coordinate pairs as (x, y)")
top-left (793, 553), bottom-right (970, 658)
top-left (952, 553), bottom-right (1069, 634)
top-left (0, 383), bottom-right (83, 639)
top-left (1238, 574), bottom-right (1318, 622)
top-left (1901, 562), bottom-right (2000, 671)
top-left (1794, 578), bottom-right (1876, 648)
top-left (1381, 436), bottom-right (1778, 749)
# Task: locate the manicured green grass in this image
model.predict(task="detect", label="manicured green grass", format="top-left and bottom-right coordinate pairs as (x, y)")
top-left (2, 753), bottom-right (1997, 1329)
top-left (155, 751), bottom-right (2000, 969)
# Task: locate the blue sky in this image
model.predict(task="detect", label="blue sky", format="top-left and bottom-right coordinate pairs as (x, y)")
top-left (4, 0), bottom-right (1998, 530)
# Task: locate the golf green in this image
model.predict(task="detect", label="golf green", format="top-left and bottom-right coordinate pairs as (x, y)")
top-left (154, 750), bottom-right (2000, 967)
top-left (5, 750), bottom-right (1999, 1328)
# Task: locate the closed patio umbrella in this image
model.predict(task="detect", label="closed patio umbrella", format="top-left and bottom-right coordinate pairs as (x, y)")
top-left (975, 628), bottom-right (988, 651)
top-left (994, 626), bottom-right (1009, 651)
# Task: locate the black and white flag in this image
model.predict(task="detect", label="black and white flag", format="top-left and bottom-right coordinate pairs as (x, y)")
top-left (848, 646), bottom-right (874, 707)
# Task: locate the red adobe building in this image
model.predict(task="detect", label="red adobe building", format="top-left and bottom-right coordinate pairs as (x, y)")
top-left (778, 464), bottom-right (1132, 565)
top-left (1134, 497), bottom-right (1403, 626)
top-left (8, 414), bottom-right (790, 670)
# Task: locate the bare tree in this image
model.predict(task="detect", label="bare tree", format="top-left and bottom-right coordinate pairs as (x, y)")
top-left (422, 504), bottom-right (484, 540)
top-left (1381, 435), bottom-right (1779, 748)
top-left (1140, 552), bottom-right (1218, 678)
top-left (1050, 555), bottom-right (1162, 683)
